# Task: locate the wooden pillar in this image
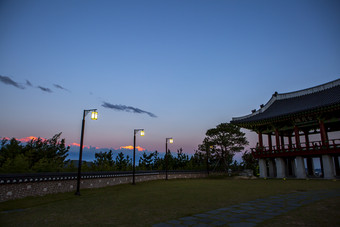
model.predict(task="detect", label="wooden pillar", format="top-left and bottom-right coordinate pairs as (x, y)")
top-left (304, 130), bottom-right (310, 149)
top-left (268, 134), bottom-right (272, 151)
top-left (275, 129), bottom-right (280, 151)
top-left (280, 135), bottom-right (285, 150)
top-left (319, 120), bottom-right (328, 146)
top-left (258, 132), bottom-right (263, 149)
top-left (288, 135), bottom-right (292, 150)
top-left (294, 126), bottom-right (300, 149)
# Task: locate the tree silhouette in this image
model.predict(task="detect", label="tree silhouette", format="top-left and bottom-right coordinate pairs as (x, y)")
top-left (0, 133), bottom-right (69, 173)
top-left (199, 123), bottom-right (248, 172)
top-left (93, 150), bottom-right (115, 171)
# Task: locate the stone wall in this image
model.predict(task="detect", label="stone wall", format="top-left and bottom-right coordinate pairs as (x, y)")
top-left (0, 172), bottom-right (207, 202)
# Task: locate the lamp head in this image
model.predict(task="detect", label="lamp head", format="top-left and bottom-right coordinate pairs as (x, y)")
top-left (91, 111), bottom-right (98, 120)
top-left (169, 138), bottom-right (173, 144)
top-left (140, 130), bottom-right (145, 136)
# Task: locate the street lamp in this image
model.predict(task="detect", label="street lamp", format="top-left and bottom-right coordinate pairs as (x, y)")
top-left (165, 137), bottom-right (173, 180)
top-left (91, 111), bottom-right (98, 120)
top-left (133, 129), bottom-right (144, 185)
top-left (75, 109), bottom-right (98, 196)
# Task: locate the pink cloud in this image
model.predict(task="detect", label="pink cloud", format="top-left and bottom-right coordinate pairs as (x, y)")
top-left (70, 142), bottom-right (90, 149)
top-left (18, 136), bottom-right (39, 143)
top-left (9, 136), bottom-right (47, 143)
top-left (120, 145), bottom-right (145, 152)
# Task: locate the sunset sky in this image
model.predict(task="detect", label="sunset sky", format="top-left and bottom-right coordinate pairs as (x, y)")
top-left (1, 0), bottom-right (339, 160)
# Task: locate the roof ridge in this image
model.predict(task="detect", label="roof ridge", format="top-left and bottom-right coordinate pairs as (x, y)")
top-left (276, 78), bottom-right (340, 100)
top-left (231, 78), bottom-right (340, 122)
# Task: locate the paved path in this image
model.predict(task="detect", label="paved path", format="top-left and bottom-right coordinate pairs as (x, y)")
top-left (153, 189), bottom-right (340, 227)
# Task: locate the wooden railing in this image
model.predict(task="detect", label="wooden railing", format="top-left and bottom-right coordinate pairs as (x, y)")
top-left (251, 139), bottom-right (340, 158)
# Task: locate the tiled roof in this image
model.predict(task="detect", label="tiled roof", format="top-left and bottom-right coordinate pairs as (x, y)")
top-left (231, 79), bottom-right (340, 124)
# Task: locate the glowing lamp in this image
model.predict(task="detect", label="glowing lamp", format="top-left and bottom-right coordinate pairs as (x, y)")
top-left (165, 137), bottom-right (174, 180)
top-left (76, 108), bottom-right (98, 196)
top-left (133, 128), bottom-right (145, 185)
top-left (91, 111), bottom-right (98, 120)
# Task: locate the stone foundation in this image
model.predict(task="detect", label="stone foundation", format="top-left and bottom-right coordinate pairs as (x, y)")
top-left (0, 172), bottom-right (207, 202)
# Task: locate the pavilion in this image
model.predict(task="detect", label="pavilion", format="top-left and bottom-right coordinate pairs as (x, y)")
top-left (231, 79), bottom-right (340, 179)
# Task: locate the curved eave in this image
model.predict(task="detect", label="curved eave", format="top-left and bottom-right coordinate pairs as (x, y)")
top-left (232, 78), bottom-right (340, 123)
top-left (231, 103), bottom-right (340, 129)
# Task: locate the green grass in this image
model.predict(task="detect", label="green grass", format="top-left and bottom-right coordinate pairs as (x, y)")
top-left (260, 196), bottom-right (340, 226)
top-left (1, 177), bottom-right (340, 226)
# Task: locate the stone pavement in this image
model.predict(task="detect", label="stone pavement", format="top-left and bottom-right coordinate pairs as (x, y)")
top-left (153, 189), bottom-right (340, 227)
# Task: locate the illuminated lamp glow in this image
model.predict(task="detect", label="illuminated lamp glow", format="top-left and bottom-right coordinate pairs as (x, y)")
top-left (91, 111), bottom-right (98, 120)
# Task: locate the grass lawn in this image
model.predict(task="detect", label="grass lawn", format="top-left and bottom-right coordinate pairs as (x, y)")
top-left (1, 176), bottom-right (340, 226)
top-left (260, 196), bottom-right (340, 226)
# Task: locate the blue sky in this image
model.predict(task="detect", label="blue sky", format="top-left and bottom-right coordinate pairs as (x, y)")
top-left (1, 0), bottom-right (339, 160)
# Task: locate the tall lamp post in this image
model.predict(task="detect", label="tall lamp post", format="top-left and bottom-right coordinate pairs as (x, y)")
top-left (165, 137), bottom-right (173, 180)
top-left (133, 129), bottom-right (144, 185)
top-left (75, 109), bottom-right (98, 196)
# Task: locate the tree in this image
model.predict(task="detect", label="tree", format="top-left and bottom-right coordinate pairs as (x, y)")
top-left (198, 123), bottom-right (248, 172)
top-left (115, 152), bottom-right (132, 171)
top-left (152, 151), bottom-right (163, 170)
top-left (63, 160), bottom-right (77, 172)
top-left (188, 150), bottom-right (206, 170)
top-left (230, 160), bottom-right (242, 172)
top-left (32, 157), bottom-right (60, 172)
top-left (1, 154), bottom-right (30, 173)
top-left (93, 150), bottom-right (115, 171)
top-left (23, 133), bottom-right (69, 171)
top-left (139, 152), bottom-right (154, 170)
top-left (165, 150), bottom-right (175, 170)
top-left (125, 155), bottom-right (132, 170)
top-left (0, 138), bottom-right (23, 167)
top-left (0, 133), bottom-right (70, 173)
top-left (241, 151), bottom-right (259, 176)
top-left (174, 148), bottom-right (190, 170)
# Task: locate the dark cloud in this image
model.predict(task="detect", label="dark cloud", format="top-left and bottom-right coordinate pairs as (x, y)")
top-left (37, 86), bottom-right (53, 93)
top-left (0, 75), bottom-right (25, 89)
top-left (102, 102), bottom-right (157, 118)
top-left (53, 84), bottom-right (69, 92)
top-left (26, 80), bottom-right (33, 86)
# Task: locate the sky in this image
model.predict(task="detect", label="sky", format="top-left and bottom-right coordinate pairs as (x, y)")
top-left (1, 0), bottom-right (339, 161)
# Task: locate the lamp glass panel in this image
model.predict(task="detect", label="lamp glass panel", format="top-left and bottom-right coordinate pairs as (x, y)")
top-left (169, 138), bottom-right (173, 144)
top-left (140, 130), bottom-right (145, 136)
top-left (91, 111), bottom-right (98, 120)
